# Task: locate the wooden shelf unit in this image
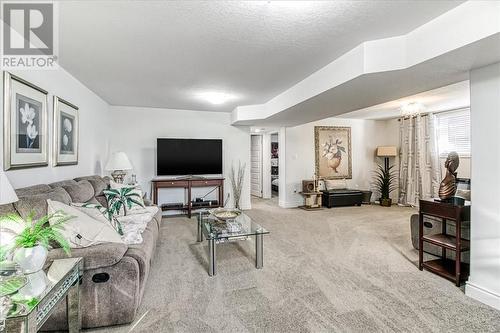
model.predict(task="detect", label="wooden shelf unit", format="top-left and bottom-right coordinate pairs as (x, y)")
top-left (152, 178), bottom-right (224, 218)
top-left (418, 199), bottom-right (471, 286)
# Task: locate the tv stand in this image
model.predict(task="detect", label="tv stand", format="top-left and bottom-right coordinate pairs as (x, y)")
top-left (152, 177), bottom-right (224, 218)
top-left (174, 175), bottom-right (206, 180)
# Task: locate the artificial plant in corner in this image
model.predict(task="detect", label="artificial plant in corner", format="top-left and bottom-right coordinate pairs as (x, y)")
top-left (0, 210), bottom-right (72, 273)
top-left (230, 161), bottom-right (246, 210)
top-left (372, 164), bottom-right (398, 207)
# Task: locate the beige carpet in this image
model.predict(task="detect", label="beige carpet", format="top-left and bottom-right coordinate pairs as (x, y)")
top-left (90, 199), bottom-right (500, 332)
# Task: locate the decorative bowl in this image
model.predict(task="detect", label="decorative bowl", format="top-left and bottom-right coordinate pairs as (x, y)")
top-left (209, 208), bottom-right (241, 221)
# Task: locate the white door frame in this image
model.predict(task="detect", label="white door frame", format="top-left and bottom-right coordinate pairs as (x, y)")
top-left (250, 134), bottom-right (263, 197)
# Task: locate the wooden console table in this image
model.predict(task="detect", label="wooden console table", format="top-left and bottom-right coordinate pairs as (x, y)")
top-left (418, 198), bottom-right (470, 286)
top-left (152, 178), bottom-right (224, 218)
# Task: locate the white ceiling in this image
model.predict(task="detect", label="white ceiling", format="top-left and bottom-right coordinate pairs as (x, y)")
top-left (340, 81), bottom-right (470, 120)
top-left (59, 0), bottom-right (464, 112)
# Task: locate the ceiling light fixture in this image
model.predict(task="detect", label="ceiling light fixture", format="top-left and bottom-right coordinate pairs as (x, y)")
top-left (196, 91), bottom-right (235, 105)
top-left (400, 102), bottom-right (426, 117)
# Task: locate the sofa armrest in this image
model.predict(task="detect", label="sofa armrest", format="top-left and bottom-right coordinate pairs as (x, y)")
top-left (48, 242), bottom-right (128, 270)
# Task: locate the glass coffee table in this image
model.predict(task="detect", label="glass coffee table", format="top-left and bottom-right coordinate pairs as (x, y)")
top-left (197, 211), bottom-right (269, 276)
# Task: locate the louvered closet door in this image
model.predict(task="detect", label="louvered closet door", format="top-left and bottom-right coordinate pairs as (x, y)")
top-left (250, 135), bottom-right (263, 197)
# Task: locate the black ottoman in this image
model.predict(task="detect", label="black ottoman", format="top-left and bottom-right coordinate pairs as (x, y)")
top-left (321, 189), bottom-right (363, 208)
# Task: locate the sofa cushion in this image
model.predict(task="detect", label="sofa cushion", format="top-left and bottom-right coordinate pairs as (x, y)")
top-left (49, 179), bottom-right (77, 189)
top-left (15, 184), bottom-right (51, 197)
top-left (74, 175), bottom-right (109, 196)
top-left (48, 242), bottom-right (128, 271)
top-left (62, 180), bottom-right (95, 203)
top-left (0, 203), bottom-right (17, 216)
top-left (14, 187), bottom-right (72, 220)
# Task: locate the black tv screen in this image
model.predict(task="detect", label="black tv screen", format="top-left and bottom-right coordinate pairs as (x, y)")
top-left (157, 138), bottom-right (222, 175)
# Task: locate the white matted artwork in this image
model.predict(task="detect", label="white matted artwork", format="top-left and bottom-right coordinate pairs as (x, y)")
top-left (3, 72), bottom-right (48, 170)
top-left (53, 96), bottom-right (79, 166)
top-left (314, 126), bottom-right (352, 179)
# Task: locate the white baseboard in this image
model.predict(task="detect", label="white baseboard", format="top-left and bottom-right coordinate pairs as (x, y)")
top-left (279, 199), bottom-right (303, 208)
top-left (466, 282), bottom-right (500, 310)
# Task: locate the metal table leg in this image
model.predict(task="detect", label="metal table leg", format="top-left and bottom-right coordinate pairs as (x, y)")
top-left (197, 212), bottom-right (203, 242)
top-left (208, 238), bottom-right (216, 276)
top-left (67, 280), bottom-right (81, 333)
top-left (256, 233), bottom-right (263, 269)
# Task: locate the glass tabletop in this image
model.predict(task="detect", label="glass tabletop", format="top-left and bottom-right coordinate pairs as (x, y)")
top-left (2, 257), bottom-right (82, 319)
top-left (201, 212), bottom-right (269, 240)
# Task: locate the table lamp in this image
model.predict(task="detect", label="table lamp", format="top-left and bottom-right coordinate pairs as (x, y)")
top-left (105, 152), bottom-right (133, 183)
top-left (376, 146), bottom-right (397, 173)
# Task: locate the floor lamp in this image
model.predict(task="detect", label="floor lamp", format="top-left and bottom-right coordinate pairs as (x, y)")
top-left (376, 146), bottom-right (397, 172)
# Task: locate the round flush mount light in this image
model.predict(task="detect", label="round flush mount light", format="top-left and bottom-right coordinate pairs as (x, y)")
top-left (196, 91), bottom-right (237, 105)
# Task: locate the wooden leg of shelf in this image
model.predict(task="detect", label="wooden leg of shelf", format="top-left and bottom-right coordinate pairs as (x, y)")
top-left (442, 218), bottom-right (447, 260)
top-left (456, 214), bottom-right (462, 286)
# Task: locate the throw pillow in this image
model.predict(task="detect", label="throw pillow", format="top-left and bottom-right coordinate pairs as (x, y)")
top-left (70, 203), bottom-right (124, 236)
top-left (47, 200), bottom-right (123, 248)
top-left (104, 183), bottom-right (146, 217)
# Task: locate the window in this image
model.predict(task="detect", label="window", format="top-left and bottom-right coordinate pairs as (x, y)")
top-left (436, 108), bottom-right (471, 157)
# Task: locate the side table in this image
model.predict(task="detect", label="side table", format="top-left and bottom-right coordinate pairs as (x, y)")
top-left (418, 199), bottom-right (470, 286)
top-left (4, 257), bottom-right (83, 333)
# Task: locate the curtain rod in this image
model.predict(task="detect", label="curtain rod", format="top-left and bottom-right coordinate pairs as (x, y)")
top-left (397, 106), bottom-right (470, 121)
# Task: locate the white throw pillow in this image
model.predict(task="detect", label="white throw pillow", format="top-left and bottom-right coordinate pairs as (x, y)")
top-left (70, 202), bottom-right (124, 236)
top-left (47, 200), bottom-right (124, 248)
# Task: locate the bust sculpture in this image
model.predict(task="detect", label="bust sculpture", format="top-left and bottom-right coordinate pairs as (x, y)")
top-left (439, 151), bottom-right (459, 200)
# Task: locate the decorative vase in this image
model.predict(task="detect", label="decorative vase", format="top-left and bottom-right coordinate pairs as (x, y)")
top-left (327, 157), bottom-right (341, 173)
top-left (17, 271), bottom-right (48, 298)
top-left (13, 245), bottom-right (48, 273)
top-left (380, 198), bottom-right (392, 207)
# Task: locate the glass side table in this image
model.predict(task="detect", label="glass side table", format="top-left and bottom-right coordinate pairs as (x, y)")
top-left (3, 257), bottom-right (83, 333)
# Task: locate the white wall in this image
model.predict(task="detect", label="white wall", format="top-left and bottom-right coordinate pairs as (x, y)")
top-left (0, 69), bottom-right (111, 188)
top-left (108, 106), bottom-right (251, 210)
top-left (466, 62), bottom-right (500, 310)
top-left (280, 117), bottom-right (397, 207)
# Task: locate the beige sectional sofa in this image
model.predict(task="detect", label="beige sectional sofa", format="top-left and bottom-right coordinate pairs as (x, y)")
top-left (0, 175), bottom-right (162, 330)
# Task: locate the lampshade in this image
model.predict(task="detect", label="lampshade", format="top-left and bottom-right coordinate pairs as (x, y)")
top-left (377, 146), bottom-right (398, 157)
top-left (105, 152), bottom-right (133, 171)
top-left (0, 170), bottom-right (18, 205)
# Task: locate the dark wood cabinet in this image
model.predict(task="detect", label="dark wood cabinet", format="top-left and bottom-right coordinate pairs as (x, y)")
top-left (418, 199), bottom-right (470, 286)
top-left (152, 178), bottom-right (224, 218)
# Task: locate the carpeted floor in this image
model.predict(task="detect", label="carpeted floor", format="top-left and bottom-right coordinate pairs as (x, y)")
top-left (90, 199), bottom-right (500, 332)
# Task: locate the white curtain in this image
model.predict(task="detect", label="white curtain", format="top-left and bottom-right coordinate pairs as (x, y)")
top-left (398, 114), bottom-right (441, 206)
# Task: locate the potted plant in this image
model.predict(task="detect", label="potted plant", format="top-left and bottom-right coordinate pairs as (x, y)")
top-left (373, 164), bottom-right (397, 207)
top-left (1, 211), bottom-right (72, 273)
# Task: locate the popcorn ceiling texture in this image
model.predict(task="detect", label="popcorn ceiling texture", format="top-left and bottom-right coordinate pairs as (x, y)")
top-left (58, 1), bottom-right (462, 112)
top-left (89, 199), bottom-right (500, 332)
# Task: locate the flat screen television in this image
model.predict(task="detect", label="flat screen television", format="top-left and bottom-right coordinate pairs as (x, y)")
top-left (157, 138), bottom-right (222, 176)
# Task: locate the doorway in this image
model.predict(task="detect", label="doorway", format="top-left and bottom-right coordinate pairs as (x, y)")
top-left (270, 133), bottom-right (279, 200)
top-left (250, 134), bottom-right (263, 197)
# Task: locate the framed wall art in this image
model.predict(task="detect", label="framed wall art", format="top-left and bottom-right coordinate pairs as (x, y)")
top-left (3, 72), bottom-right (49, 170)
top-left (53, 96), bottom-right (79, 166)
top-left (315, 126), bottom-right (352, 179)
